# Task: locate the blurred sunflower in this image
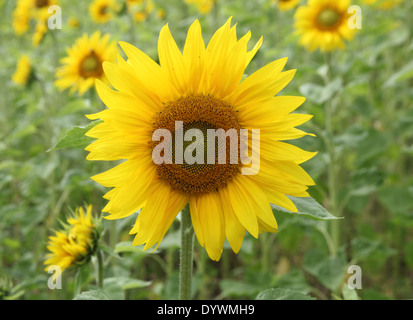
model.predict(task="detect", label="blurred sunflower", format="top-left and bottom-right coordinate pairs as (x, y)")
top-left (126, 0), bottom-right (155, 22)
top-left (184, 0), bottom-right (216, 14)
top-left (274, 0), bottom-right (301, 11)
top-left (12, 0), bottom-right (31, 35)
top-left (68, 17), bottom-right (80, 28)
top-left (12, 55), bottom-right (32, 86)
top-left (44, 205), bottom-right (100, 276)
top-left (12, 0), bottom-right (58, 35)
top-left (55, 31), bottom-right (118, 96)
top-left (89, 0), bottom-right (118, 23)
top-left (32, 21), bottom-right (48, 47)
top-left (86, 18), bottom-right (316, 261)
top-left (362, 0), bottom-right (405, 9)
top-left (294, 0), bottom-right (355, 52)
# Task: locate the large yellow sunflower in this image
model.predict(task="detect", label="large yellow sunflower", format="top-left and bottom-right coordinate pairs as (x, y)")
top-left (294, 0), bottom-right (355, 52)
top-left (86, 18), bottom-right (316, 261)
top-left (55, 31), bottom-right (118, 96)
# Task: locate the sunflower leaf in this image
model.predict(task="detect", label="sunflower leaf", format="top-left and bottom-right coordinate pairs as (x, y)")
top-left (271, 196), bottom-right (341, 220)
top-left (48, 120), bottom-right (102, 151)
top-left (255, 288), bottom-right (315, 300)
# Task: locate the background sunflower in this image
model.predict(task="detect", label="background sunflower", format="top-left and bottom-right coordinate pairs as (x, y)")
top-left (55, 31), bottom-right (118, 95)
top-left (294, 0), bottom-right (355, 52)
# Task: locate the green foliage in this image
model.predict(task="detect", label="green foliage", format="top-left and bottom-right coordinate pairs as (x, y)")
top-left (256, 288), bottom-right (315, 300)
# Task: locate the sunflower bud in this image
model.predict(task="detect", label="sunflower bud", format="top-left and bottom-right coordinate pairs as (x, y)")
top-left (44, 205), bottom-right (101, 275)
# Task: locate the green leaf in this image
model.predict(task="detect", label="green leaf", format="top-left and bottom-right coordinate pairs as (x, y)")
top-left (299, 78), bottom-right (343, 104)
top-left (219, 280), bottom-right (265, 298)
top-left (49, 120), bottom-right (102, 151)
top-left (378, 185), bottom-right (413, 215)
top-left (355, 129), bottom-right (390, 167)
top-left (303, 248), bottom-right (347, 292)
top-left (58, 99), bottom-right (90, 116)
top-left (115, 241), bottom-right (152, 254)
top-left (73, 289), bottom-right (110, 300)
top-left (99, 244), bottom-right (121, 260)
top-left (342, 285), bottom-right (360, 300)
top-left (404, 240), bottom-right (413, 269)
top-left (272, 196), bottom-right (341, 220)
top-left (255, 288), bottom-right (315, 300)
top-left (383, 60), bottom-right (413, 87)
top-left (104, 277), bottom-right (152, 291)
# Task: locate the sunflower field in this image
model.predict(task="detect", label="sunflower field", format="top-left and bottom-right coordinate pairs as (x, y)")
top-left (1, 0), bottom-right (413, 303)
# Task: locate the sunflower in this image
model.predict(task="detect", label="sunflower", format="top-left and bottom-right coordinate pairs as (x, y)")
top-left (44, 205), bottom-right (99, 276)
top-left (362, 0), bottom-right (405, 9)
top-left (55, 31), bottom-right (118, 96)
top-left (184, 0), bottom-right (216, 14)
top-left (294, 0), bottom-right (355, 52)
top-left (32, 21), bottom-right (48, 47)
top-left (12, 0), bottom-right (58, 35)
top-left (12, 0), bottom-right (31, 35)
top-left (68, 17), bottom-right (80, 28)
top-left (275, 0), bottom-right (301, 11)
top-left (86, 18), bottom-right (316, 261)
top-left (89, 0), bottom-right (118, 23)
top-left (126, 0), bottom-right (155, 22)
top-left (12, 55), bottom-right (32, 86)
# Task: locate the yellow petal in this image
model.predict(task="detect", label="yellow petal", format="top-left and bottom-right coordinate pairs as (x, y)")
top-left (218, 187), bottom-right (246, 254)
top-left (196, 192), bottom-right (225, 261)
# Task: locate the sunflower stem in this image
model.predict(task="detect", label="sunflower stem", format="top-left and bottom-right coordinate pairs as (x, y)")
top-left (96, 250), bottom-right (104, 289)
top-left (324, 52), bottom-right (340, 256)
top-left (179, 204), bottom-right (194, 300)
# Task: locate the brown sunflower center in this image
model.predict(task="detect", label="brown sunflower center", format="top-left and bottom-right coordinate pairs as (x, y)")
top-left (99, 5), bottom-right (109, 15)
top-left (152, 95), bottom-right (241, 195)
top-left (317, 8), bottom-right (341, 29)
top-left (35, 0), bottom-right (49, 8)
top-left (79, 51), bottom-right (103, 78)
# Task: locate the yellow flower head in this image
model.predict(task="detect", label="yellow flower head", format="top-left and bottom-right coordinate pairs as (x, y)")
top-left (44, 205), bottom-right (99, 275)
top-left (294, 0), bottom-right (355, 52)
top-left (89, 0), bottom-right (118, 23)
top-left (32, 21), bottom-right (48, 47)
top-left (362, 0), bottom-right (405, 9)
top-left (185, 0), bottom-right (216, 14)
top-left (126, 0), bottom-right (155, 22)
top-left (68, 17), bottom-right (80, 28)
top-left (86, 18), bottom-right (316, 261)
top-left (55, 31), bottom-right (118, 96)
top-left (13, 0), bottom-right (58, 35)
top-left (12, 0), bottom-right (31, 35)
top-left (274, 0), bottom-right (301, 11)
top-left (12, 55), bottom-right (32, 86)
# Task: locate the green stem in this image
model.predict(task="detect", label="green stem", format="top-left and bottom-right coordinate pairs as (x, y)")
top-left (178, 204), bottom-right (194, 300)
top-left (96, 250), bottom-right (104, 289)
top-left (260, 233), bottom-right (271, 272)
top-left (324, 52), bottom-right (340, 255)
